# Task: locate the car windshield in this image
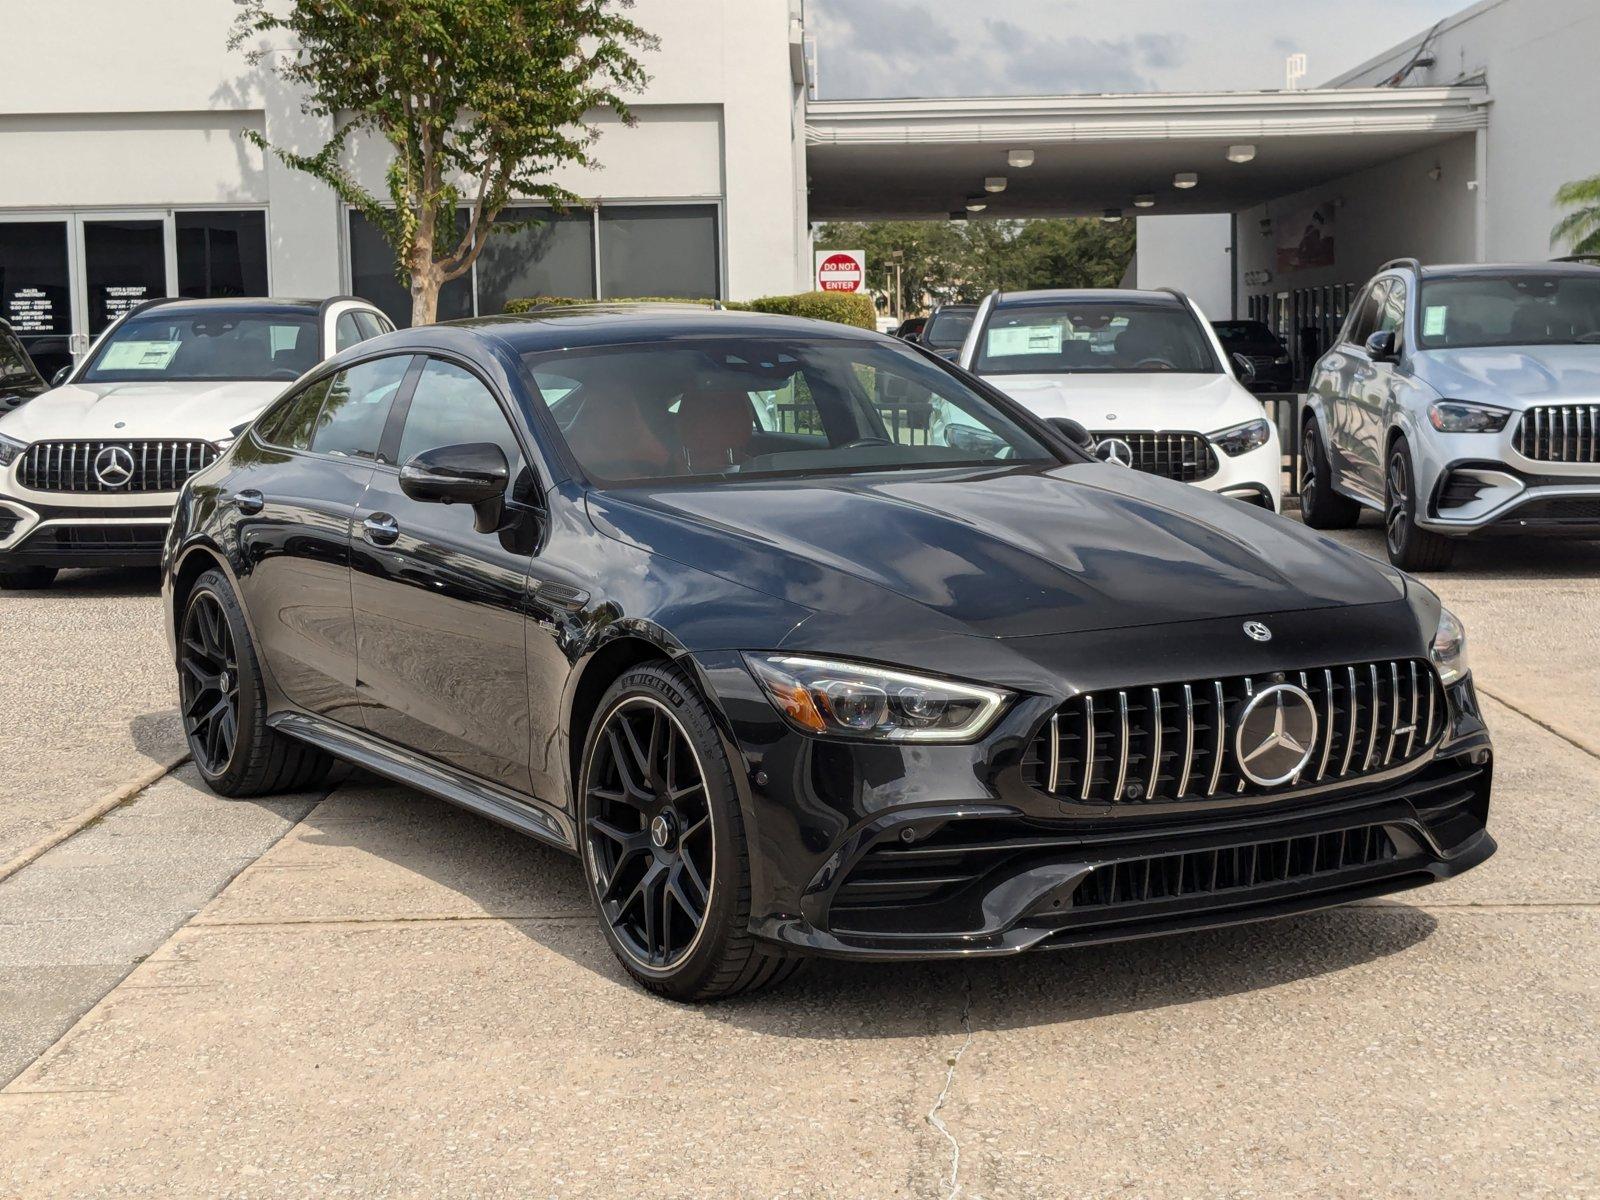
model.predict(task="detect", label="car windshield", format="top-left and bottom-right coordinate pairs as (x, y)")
top-left (80, 312), bottom-right (319, 384)
top-left (1213, 321), bottom-right (1279, 348)
top-left (523, 335), bottom-right (1056, 485)
top-left (923, 309), bottom-right (974, 350)
top-left (974, 301), bottom-right (1219, 375)
top-left (1417, 273), bottom-right (1600, 350)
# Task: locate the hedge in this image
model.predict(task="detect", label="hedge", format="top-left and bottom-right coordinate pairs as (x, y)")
top-left (504, 289), bottom-right (877, 331)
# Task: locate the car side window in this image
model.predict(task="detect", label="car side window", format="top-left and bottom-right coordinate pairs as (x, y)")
top-left (310, 356), bottom-right (412, 461)
top-left (354, 311), bottom-right (390, 340)
top-left (334, 312), bottom-right (364, 353)
top-left (397, 359), bottom-right (525, 480)
top-left (1378, 278), bottom-right (1407, 339)
top-left (257, 375), bottom-right (334, 451)
top-left (1347, 281), bottom-right (1389, 346)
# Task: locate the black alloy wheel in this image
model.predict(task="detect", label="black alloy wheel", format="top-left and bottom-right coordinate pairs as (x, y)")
top-left (1384, 439), bottom-right (1455, 570)
top-left (584, 696), bottom-right (715, 970)
top-left (1298, 416), bottom-right (1360, 530)
top-left (578, 663), bottom-right (799, 1001)
top-left (180, 590), bottom-right (240, 775)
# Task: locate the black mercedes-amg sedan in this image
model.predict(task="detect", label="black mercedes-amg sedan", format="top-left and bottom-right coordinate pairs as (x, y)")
top-left (161, 307), bottom-right (1495, 1001)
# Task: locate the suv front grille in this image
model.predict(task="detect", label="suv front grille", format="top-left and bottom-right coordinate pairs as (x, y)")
top-left (16, 440), bottom-right (217, 494)
top-left (1513, 405), bottom-right (1600, 463)
top-left (1090, 431), bottom-right (1217, 482)
top-left (1024, 659), bottom-right (1443, 805)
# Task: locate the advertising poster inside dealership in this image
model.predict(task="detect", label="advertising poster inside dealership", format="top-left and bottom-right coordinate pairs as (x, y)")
top-left (815, 249), bottom-right (866, 292)
top-left (1275, 203), bottom-right (1336, 273)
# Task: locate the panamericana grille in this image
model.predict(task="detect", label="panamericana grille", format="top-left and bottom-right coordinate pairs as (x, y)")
top-left (1513, 405), bottom-right (1600, 463)
top-left (1070, 824), bottom-right (1397, 909)
top-left (16, 440), bottom-right (218, 494)
top-left (1025, 659), bottom-right (1443, 805)
top-left (1090, 430), bottom-right (1217, 482)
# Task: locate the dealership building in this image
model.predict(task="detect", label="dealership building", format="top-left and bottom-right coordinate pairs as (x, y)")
top-left (1, 0), bottom-right (1596, 380)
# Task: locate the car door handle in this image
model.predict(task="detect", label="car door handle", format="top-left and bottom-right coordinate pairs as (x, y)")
top-left (533, 581), bottom-right (590, 612)
top-left (362, 513), bottom-right (400, 546)
top-left (232, 489), bottom-right (265, 515)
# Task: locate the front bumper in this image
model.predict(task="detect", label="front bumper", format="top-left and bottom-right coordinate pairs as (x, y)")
top-left (0, 495), bottom-right (172, 568)
top-left (1414, 434), bottom-right (1600, 538)
top-left (695, 641), bottom-right (1492, 961)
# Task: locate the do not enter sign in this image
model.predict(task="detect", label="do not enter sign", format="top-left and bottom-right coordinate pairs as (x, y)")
top-left (815, 249), bottom-right (866, 293)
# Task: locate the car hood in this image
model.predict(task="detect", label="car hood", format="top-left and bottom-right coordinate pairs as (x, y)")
top-left (980, 372), bottom-right (1261, 431)
top-left (1411, 345), bottom-right (1600, 404)
top-left (587, 463), bottom-right (1404, 640)
top-left (0, 380), bottom-right (287, 443)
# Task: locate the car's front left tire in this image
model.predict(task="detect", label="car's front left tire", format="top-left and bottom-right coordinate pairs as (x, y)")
top-left (0, 565), bottom-right (57, 590)
top-left (179, 569), bottom-right (333, 797)
top-left (578, 662), bottom-right (800, 1002)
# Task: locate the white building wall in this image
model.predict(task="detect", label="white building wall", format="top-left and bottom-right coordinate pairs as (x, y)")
top-left (1135, 215), bottom-right (1234, 318)
top-left (0, 0), bottom-right (806, 304)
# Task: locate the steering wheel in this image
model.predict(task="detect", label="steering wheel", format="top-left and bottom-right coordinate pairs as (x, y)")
top-left (265, 368), bottom-right (301, 382)
top-left (1134, 357), bottom-right (1178, 371)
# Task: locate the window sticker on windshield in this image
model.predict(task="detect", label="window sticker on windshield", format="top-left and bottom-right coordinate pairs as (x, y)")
top-left (1423, 306), bottom-right (1448, 338)
top-left (98, 339), bottom-right (179, 371)
top-left (987, 325), bottom-right (1063, 356)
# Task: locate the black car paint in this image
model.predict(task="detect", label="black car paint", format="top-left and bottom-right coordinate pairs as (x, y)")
top-left (163, 311), bottom-right (1493, 961)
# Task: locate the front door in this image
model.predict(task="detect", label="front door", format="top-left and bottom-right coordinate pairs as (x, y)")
top-left (351, 356), bottom-right (538, 793)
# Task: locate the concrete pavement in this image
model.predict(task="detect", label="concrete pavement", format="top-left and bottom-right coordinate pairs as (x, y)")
top-left (0, 532), bottom-right (1596, 1198)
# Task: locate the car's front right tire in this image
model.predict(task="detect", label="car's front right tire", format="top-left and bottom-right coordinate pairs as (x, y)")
top-left (578, 662), bottom-right (800, 1002)
top-left (0, 565), bottom-right (57, 590)
top-left (1299, 416), bottom-right (1361, 530)
top-left (179, 569), bottom-right (333, 797)
top-left (1384, 438), bottom-right (1457, 571)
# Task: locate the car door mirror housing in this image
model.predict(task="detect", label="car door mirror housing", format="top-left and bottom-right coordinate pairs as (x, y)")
top-left (1049, 417), bottom-right (1097, 451)
top-left (50, 366), bottom-right (71, 387)
top-left (1232, 352), bottom-right (1258, 384)
top-left (400, 442), bottom-right (511, 533)
top-left (1364, 330), bottom-right (1400, 362)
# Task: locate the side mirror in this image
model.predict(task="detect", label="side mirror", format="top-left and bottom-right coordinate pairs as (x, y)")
top-left (50, 367), bottom-right (71, 387)
top-left (1231, 352), bottom-right (1258, 385)
top-left (1049, 417), bottom-right (1097, 452)
top-left (1364, 330), bottom-right (1399, 362)
top-left (399, 442), bottom-right (510, 534)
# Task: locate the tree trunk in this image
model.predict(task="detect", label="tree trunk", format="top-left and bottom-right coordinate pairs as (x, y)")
top-left (408, 210), bottom-right (440, 326)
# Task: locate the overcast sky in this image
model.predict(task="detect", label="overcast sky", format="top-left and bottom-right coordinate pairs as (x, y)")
top-left (805, 0), bottom-right (1468, 98)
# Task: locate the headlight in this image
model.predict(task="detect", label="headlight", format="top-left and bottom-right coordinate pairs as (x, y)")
top-left (942, 423), bottom-right (1006, 455)
top-left (1209, 417), bottom-right (1273, 457)
top-left (1430, 607), bottom-right (1469, 685)
top-left (0, 432), bottom-right (27, 467)
top-left (1273, 355), bottom-right (1291, 366)
top-left (1428, 401), bottom-right (1510, 433)
top-left (745, 654), bottom-right (1009, 743)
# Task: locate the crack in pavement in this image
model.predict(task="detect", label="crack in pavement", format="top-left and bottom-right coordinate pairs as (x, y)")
top-left (927, 969), bottom-right (976, 1200)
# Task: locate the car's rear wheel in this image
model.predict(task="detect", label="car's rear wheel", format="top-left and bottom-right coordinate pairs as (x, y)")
top-left (0, 566), bottom-right (57, 590)
top-left (1298, 416), bottom-right (1361, 529)
top-left (179, 569), bottom-right (333, 796)
top-left (1384, 439), bottom-right (1456, 571)
top-left (578, 663), bottom-right (799, 1002)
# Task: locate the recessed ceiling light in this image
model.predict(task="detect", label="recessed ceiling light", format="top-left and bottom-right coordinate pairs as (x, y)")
top-left (1102, 208), bottom-right (1123, 223)
top-left (1008, 149), bottom-right (1035, 169)
top-left (1227, 144), bottom-right (1257, 164)
top-left (985, 176), bottom-right (1008, 193)
top-left (1174, 172), bottom-right (1199, 189)
top-left (1134, 194), bottom-right (1156, 208)
top-left (966, 196), bottom-right (989, 213)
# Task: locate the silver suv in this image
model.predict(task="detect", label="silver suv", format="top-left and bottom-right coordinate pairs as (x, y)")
top-left (1302, 259), bottom-right (1600, 568)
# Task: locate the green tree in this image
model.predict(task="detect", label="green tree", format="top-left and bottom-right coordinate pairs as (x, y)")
top-left (231, 0), bottom-right (655, 325)
top-left (1552, 174), bottom-right (1600, 257)
top-left (1008, 219), bottom-right (1136, 291)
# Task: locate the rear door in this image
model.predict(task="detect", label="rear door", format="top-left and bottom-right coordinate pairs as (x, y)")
top-left (1350, 277), bottom-right (1407, 495)
top-left (232, 353), bottom-right (417, 725)
top-left (350, 355), bottom-right (539, 792)
top-left (1326, 280), bottom-right (1387, 499)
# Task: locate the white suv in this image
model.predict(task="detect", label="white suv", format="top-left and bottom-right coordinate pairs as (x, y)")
top-left (953, 288), bottom-right (1283, 510)
top-left (0, 296), bottom-right (392, 588)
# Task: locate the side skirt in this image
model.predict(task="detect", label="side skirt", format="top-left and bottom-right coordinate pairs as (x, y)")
top-left (268, 711), bottom-right (577, 853)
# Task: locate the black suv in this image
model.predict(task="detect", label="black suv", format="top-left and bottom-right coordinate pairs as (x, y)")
top-left (1212, 320), bottom-right (1294, 393)
top-left (163, 309), bottom-right (1494, 1001)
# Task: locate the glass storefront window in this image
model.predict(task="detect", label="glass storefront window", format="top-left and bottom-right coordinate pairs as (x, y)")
top-left (0, 221), bottom-right (72, 380)
top-left (177, 211), bottom-right (268, 299)
top-left (349, 210), bottom-right (473, 328)
top-left (475, 207), bottom-right (596, 314)
top-left (598, 205), bottom-right (719, 300)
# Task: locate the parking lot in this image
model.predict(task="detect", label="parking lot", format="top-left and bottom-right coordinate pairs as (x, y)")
top-left (0, 519), bottom-right (1597, 1199)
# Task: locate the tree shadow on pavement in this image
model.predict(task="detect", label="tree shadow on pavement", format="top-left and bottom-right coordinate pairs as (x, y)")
top-left (297, 781), bottom-right (1439, 1037)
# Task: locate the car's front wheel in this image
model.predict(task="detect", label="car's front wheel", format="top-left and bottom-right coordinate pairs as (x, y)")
top-left (0, 565), bottom-right (57, 590)
top-left (1298, 416), bottom-right (1361, 529)
top-left (179, 569), bottom-right (333, 796)
top-left (1384, 438), bottom-right (1456, 571)
top-left (578, 663), bottom-right (799, 1002)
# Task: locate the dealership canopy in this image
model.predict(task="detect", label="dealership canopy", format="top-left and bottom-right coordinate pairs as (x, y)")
top-left (805, 85), bottom-right (1489, 221)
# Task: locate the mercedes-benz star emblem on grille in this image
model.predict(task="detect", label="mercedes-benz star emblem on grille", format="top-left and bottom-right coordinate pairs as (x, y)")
top-left (1243, 620), bottom-right (1272, 642)
top-left (1234, 683), bottom-right (1319, 787)
top-left (1095, 437), bottom-right (1134, 467)
top-left (93, 445), bottom-right (136, 489)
